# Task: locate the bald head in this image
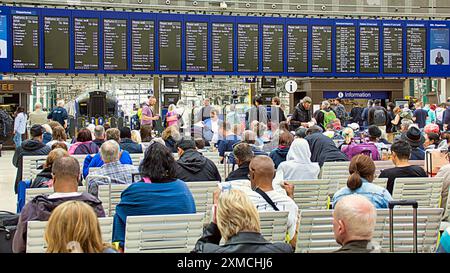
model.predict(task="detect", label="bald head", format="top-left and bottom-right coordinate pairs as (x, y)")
top-left (249, 156), bottom-right (275, 189)
top-left (51, 156), bottom-right (80, 192)
top-left (333, 194), bottom-right (376, 246)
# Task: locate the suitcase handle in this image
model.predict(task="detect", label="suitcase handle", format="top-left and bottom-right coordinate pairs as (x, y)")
top-left (388, 200), bottom-right (418, 209)
top-left (389, 200), bottom-right (418, 253)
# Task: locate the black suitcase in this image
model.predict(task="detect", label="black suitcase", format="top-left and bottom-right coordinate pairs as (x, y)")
top-left (388, 200), bottom-right (418, 253)
top-left (0, 211), bottom-right (19, 253)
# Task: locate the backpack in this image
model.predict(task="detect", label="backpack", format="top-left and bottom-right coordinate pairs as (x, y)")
top-left (342, 142), bottom-right (380, 161)
top-left (0, 211), bottom-right (19, 253)
top-left (373, 108), bottom-right (387, 126)
top-left (321, 110), bottom-right (336, 128)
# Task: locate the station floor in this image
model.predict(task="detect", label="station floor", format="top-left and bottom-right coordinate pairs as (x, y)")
top-left (0, 151), bottom-right (20, 213)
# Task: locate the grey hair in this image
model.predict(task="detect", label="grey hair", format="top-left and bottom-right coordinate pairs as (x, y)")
top-left (94, 125), bottom-right (105, 139)
top-left (34, 102), bottom-right (42, 109)
top-left (57, 99), bottom-right (65, 107)
top-left (100, 140), bottom-right (120, 163)
top-left (333, 194), bottom-right (376, 240)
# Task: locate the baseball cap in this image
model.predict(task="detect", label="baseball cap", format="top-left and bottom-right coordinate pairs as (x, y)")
top-left (30, 124), bottom-right (45, 138)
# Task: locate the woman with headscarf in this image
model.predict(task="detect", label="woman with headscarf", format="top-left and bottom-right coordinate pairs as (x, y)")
top-left (274, 138), bottom-right (321, 181)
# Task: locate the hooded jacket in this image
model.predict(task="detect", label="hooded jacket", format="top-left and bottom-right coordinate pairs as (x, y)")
top-left (13, 139), bottom-right (52, 193)
top-left (275, 139), bottom-right (321, 181)
top-left (12, 192), bottom-right (105, 253)
top-left (175, 149), bottom-right (221, 182)
top-left (269, 146), bottom-right (290, 169)
top-left (164, 137), bottom-right (178, 153)
top-left (120, 138), bottom-right (143, 154)
top-left (305, 132), bottom-right (348, 167)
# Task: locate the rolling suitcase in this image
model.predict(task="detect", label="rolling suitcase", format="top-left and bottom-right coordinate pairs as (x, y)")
top-left (388, 200), bottom-right (418, 253)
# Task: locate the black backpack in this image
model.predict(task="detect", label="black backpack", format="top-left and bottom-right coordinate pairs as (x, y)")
top-left (0, 211), bottom-right (19, 253)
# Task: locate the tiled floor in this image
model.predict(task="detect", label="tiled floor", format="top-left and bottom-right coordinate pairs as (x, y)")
top-left (0, 151), bottom-right (19, 213)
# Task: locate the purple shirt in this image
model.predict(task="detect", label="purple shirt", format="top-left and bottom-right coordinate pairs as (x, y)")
top-left (141, 105), bottom-right (153, 126)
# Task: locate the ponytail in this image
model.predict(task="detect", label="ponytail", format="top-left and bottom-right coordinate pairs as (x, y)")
top-left (347, 171), bottom-right (363, 190)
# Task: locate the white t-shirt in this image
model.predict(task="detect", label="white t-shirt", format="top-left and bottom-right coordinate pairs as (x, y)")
top-left (211, 119), bottom-right (219, 144)
top-left (245, 188), bottom-right (299, 241)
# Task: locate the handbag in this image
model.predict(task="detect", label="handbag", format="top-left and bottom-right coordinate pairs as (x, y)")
top-left (0, 211), bottom-right (19, 253)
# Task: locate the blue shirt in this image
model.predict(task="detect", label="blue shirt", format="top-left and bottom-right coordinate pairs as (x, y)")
top-left (332, 178), bottom-right (393, 209)
top-left (83, 150), bottom-right (133, 178)
top-left (112, 180), bottom-right (196, 246)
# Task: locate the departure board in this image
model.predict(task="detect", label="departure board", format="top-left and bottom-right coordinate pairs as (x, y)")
top-left (12, 15), bottom-right (39, 69)
top-left (237, 24), bottom-right (259, 72)
top-left (44, 17), bottom-right (69, 70)
top-left (407, 27), bottom-right (426, 74)
top-left (311, 25), bottom-right (332, 73)
top-left (159, 21), bottom-right (182, 71)
top-left (383, 27), bottom-right (403, 74)
top-left (131, 20), bottom-right (155, 71)
top-left (211, 23), bottom-right (233, 72)
top-left (336, 26), bottom-right (356, 73)
top-left (185, 22), bottom-right (208, 72)
top-left (103, 19), bottom-right (127, 70)
top-left (74, 18), bottom-right (99, 70)
top-left (262, 24), bottom-right (284, 73)
top-left (360, 26), bottom-right (380, 73)
top-left (287, 25), bottom-right (308, 73)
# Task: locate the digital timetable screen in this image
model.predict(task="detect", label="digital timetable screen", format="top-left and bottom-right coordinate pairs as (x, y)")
top-left (212, 23), bottom-right (234, 72)
top-left (185, 22), bottom-right (208, 72)
top-left (238, 24), bottom-right (259, 73)
top-left (287, 25), bottom-right (308, 73)
top-left (1, 7), bottom-right (449, 78)
top-left (12, 15), bottom-right (39, 69)
top-left (335, 25), bottom-right (356, 73)
top-left (311, 25), bottom-right (332, 73)
top-left (383, 26), bottom-right (403, 74)
top-left (44, 17), bottom-right (69, 70)
top-left (159, 21), bottom-right (182, 72)
top-left (131, 20), bottom-right (155, 71)
top-left (103, 19), bottom-right (127, 71)
top-left (407, 27), bottom-right (426, 74)
top-left (262, 24), bottom-right (284, 73)
top-left (360, 26), bottom-right (380, 73)
top-left (74, 17), bottom-right (99, 70)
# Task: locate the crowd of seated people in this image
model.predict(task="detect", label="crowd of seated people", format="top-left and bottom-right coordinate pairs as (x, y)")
top-left (9, 99), bottom-right (450, 254)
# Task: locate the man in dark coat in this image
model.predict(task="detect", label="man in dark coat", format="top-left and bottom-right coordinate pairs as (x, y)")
top-left (289, 96), bottom-right (313, 131)
top-left (13, 156), bottom-right (105, 253)
top-left (305, 126), bottom-right (348, 167)
top-left (226, 143), bottom-right (253, 181)
top-left (119, 127), bottom-right (142, 154)
top-left (13, 124), bottom-right (52, 193)
top-left (175, 139), bottom-right (221, 182)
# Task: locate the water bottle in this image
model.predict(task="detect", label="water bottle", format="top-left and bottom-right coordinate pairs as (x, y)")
top-left (221, 182), bottom-right (232, 193)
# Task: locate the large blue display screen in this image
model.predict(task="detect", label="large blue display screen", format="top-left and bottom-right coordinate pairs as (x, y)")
top-left (0, 6), bottom-right (449, 77)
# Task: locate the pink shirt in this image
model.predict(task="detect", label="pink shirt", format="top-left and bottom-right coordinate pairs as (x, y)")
top-left (141, 105), bottom-right (153, 126)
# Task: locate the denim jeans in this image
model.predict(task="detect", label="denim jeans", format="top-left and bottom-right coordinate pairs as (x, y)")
top-left (13, 132), bottom-right (22, 148)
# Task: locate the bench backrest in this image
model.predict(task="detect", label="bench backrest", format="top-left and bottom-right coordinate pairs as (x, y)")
top-left (393, 177), bottom-right (444, 208)
top-left (259, 211), bottom-right (289, 243)
top-left (185, 181), bottom-right (218, 223)
top-left (288, 179), bottom-right (337, 210)
top-left (124, 213), bottom-right (204, 253)
top-left (26, 217), bottom-right (114, 253)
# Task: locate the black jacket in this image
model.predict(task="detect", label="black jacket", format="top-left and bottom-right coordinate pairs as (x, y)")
top-left (175, 149), bottom-right (221, 182)
top-left (334, 240), bottom-right (378, 253)
top-left (290, 103), bottom-right (312, 130)
top-left (13, 139), bottom-right (52, 193)
top-left (30, 167), bottom-right (52, 188)
top-left (226, 162), bottom-right (250, 181)
top-left (164, 137), bottom-right (178, 153)
top-left (192, 222), bottom-right (293, 253)
top-left (120, 138), bottom-right (143, 154)
top-left (305, 132), bottom-right (348, 167)
top-left (93, 139), bottom-right (105, 148)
